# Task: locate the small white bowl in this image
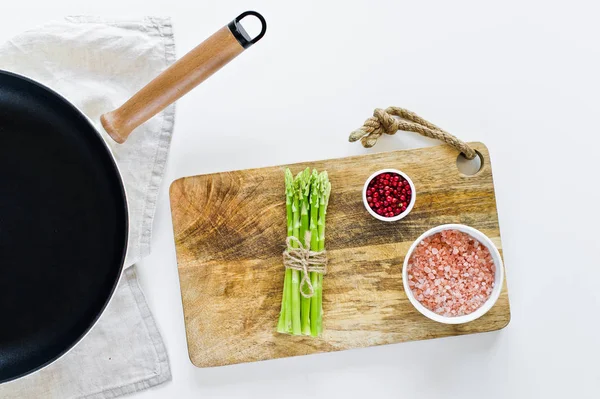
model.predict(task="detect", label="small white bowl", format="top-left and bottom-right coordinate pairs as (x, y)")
top-left (363, 169), bottom-right (416, 222)
top-left (402, 224), bottom-right (504, 324)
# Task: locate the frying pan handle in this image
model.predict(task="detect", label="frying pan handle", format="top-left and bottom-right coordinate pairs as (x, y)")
top-left (101, 11), bottom-right (267, 144)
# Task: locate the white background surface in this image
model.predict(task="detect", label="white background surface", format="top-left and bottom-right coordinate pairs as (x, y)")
top-left (1, 1), bottom-right (599, 398)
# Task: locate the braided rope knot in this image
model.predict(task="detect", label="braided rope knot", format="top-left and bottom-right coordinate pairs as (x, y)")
top-left (375, 108), bottom-right (399, 135)
top-left (282, 233), bottom-right (327, 299)
top-left (349, 106), bottom-right (476, 159)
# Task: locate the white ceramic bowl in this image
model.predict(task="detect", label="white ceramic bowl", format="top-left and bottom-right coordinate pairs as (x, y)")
top-left (402, 224), bottom-right (504, 324)
top-left (363, 169), bottom-right (416, 222)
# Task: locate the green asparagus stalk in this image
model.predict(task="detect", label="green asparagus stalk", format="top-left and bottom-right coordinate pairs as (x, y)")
top-left (302, 169), bottom-right (320, 335)
top-left (288, 173), bottom-right (305, 335)
top-left (298, 168), bottom-right (312, 335)
top-left (277, 169), bottom-right (295, 333)
top-left (311, 172), bottom-right (331, 336)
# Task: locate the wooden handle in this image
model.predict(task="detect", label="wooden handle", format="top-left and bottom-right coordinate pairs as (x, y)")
top-left (101, 12), bottom-right (266, 143)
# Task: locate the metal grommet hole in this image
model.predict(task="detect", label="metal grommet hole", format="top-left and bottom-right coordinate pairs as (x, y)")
top-left (456, 151), bottom-right (483, 176)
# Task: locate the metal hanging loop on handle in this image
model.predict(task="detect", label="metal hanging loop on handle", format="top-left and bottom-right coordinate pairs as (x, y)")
top-left (229, 11), bottom-right (267, 49)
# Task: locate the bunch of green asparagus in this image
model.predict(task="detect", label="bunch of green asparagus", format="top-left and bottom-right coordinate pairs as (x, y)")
top-left (277, 168), bottom-right (331, 337)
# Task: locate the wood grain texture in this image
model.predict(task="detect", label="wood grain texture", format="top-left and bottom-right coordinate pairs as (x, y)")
top-left (169, 142), bottom-right (510, 368)
top-left (101, 26), bottom-right (244, 143)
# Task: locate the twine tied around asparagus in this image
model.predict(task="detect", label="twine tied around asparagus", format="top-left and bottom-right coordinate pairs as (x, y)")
top-left (349, 107), bottom-right (476, 159)
top-left (283, 232), bottom-right (327, 299)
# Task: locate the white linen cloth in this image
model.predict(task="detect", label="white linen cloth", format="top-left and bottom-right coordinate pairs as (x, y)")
top-left (0, 16), bottom-right (176, 398)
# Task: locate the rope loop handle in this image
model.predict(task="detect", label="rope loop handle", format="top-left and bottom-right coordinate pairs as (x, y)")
top-left (349, 107), bottom-right (476, 159)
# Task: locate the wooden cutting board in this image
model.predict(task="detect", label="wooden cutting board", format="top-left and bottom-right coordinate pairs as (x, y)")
top-left (169, 142), bottom-right (510, 368)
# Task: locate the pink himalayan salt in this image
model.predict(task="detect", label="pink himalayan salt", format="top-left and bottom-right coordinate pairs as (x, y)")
top-left (407, 229), bottom-right (495, 317)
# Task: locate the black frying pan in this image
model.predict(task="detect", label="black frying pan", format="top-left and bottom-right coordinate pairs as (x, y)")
top-left (0, 11), bottom-right (266, 383)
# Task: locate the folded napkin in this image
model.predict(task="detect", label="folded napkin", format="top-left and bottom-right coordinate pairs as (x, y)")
top-left (0, 16), bottom-right (175, 398)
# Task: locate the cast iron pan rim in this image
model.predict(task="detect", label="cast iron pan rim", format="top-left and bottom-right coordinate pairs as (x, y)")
top-left (0, 69), bottom-right (129, 383)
